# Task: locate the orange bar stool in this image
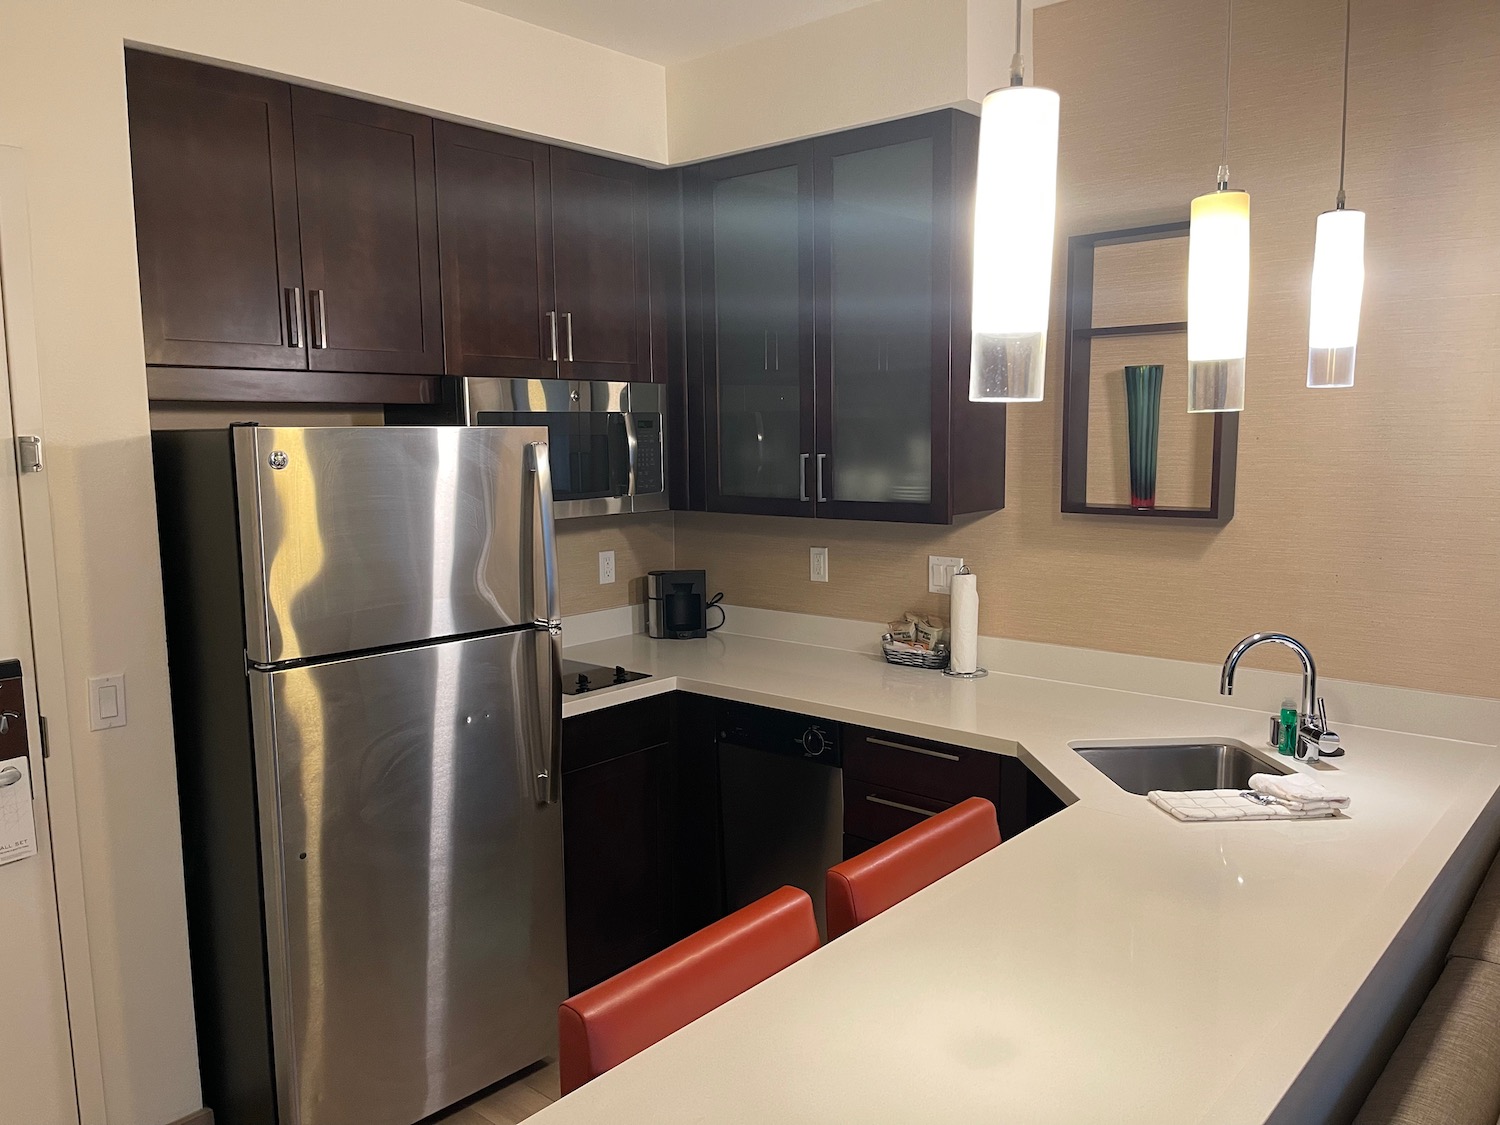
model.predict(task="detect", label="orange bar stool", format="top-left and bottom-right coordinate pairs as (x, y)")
top-left (826, 796), bottom-right (1001, 940)
top-left (558, 885), bottom-right (819, 1096)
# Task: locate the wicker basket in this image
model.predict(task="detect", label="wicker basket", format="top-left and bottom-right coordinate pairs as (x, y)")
top-left (881, 633), bottom-right (950, 670)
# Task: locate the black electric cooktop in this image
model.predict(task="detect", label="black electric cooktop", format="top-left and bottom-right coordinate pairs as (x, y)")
top-left (561, 660), bottom-right (651, 695)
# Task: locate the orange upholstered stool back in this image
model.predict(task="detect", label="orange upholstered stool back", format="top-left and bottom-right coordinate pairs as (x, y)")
top-left (558, 885), bottom-right (819, 1096)
top-left (826, 796), bottom-right (1000, 939)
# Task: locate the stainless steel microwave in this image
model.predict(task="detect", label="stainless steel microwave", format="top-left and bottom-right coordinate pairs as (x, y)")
top-left (460, 378), bottom-right (667, 519)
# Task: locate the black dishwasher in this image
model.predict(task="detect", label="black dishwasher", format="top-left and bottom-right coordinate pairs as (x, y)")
top-left (717, 700), bottom-right (843, 940)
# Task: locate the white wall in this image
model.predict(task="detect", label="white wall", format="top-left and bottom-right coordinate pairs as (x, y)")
top-left (0, 4), bottom-right (663, 1123)
top-left (665, 0), bottom-right (970, 163)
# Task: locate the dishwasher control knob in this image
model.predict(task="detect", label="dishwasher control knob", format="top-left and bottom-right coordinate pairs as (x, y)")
top-left (799, 726), bottom-right (829, 757)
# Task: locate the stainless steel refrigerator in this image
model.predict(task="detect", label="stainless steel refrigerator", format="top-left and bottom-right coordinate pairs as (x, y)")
top-left (153, 424), bottom-right (567, 1125)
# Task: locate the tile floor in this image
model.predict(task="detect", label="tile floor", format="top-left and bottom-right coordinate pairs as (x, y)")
top-left (428, 1058), bottom-right (560, 1125)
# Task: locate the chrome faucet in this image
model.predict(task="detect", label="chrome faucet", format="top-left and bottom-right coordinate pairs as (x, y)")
top-left (1220, 633), bottom-right (1342, 760)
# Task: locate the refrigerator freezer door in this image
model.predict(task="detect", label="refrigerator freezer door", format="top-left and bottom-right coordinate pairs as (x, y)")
top-left (234, 424), bottom-right (550, 664)
top-left (250, 629), bottom-right (566, 1125)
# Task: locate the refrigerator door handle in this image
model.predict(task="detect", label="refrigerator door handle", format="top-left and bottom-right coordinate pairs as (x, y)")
top-left (526, 441), bottom-right (562, 634)
top-left (526, 440), bottom-right (563, 805)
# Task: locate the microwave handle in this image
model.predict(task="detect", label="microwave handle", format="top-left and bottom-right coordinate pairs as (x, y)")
top-left (606, 413), bottom-right (633, 498)
top-left (621, 412), bottom-right (640, 498)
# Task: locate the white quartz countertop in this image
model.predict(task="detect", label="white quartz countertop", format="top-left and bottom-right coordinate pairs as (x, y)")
top-left (537, 630), bottom-right (1500, 1124)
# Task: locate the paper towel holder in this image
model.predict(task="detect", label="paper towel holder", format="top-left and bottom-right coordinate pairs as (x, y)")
top-left (943, 564), bottom-right (988, 679)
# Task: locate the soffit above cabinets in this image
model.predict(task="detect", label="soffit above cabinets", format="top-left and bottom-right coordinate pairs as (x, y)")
top-left (457, 0), bottom-right (888, 65)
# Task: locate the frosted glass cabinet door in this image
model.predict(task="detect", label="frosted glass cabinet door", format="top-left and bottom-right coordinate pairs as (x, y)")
top-left (823, 136), bottom-right (937, 509)
top-left (698, 151), bottom-right (815, 515)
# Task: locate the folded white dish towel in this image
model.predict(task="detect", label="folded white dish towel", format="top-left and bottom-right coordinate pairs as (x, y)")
top-left (1148, 789), bottom-right (1344, 822)
top-left (1248, 772), bottom-right (1352, 812)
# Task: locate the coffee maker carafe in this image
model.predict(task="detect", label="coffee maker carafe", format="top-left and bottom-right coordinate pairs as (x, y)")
top-left (647, 570), bottom-right (710, 639)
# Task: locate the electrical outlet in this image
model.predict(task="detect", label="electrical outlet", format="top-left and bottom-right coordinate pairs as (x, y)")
top-left (929, 556), bottom-right (963, 594)
top-left (88, 673), bottom-right (127, 731)
top-left (598, 550), bottom-right (616, 585)
top-left (810, 546), bottom-right (829, 583)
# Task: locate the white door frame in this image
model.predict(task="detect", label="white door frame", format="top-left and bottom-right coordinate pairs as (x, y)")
top-left (0, 144), bottom-right (108, 1124)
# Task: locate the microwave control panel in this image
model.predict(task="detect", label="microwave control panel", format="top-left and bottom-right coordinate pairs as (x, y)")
top-left (632, 416), bottom-right (664, 495)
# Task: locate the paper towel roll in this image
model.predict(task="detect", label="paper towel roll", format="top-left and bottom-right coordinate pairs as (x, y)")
top-left (950, 568), bottom-right (980, 674)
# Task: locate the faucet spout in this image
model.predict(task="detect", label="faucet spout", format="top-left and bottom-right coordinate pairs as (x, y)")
top-left (1220, 632), bottom-right (1318, 721)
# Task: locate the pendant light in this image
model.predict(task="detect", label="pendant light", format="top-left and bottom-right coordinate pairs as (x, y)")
top-left (969, 0), bottom-right (1061, 403)
top-left (1187, 0), bottom-right (1250, 413)
top-left (1307, 0), bottom-right (1364, 388)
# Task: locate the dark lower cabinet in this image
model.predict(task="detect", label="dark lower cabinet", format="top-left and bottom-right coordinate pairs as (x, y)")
top-left (291, 88), bottom-right (444, 375)
top-left (560, 692), bottom-right (720, 995)
top-left (842, 723), bottom-right (1063, 856)
top-left (126, 51), bottom-right (305, 371)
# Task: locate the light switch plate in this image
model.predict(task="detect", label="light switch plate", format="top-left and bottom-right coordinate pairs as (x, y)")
top-left (810, 546), bottom-right (829, 583)
top-left (928, 556), bottom-right (964, 594)
top-left (598, 550), bottom-right (616, 585)
top-left (88, 673), bottom-right (126, 731)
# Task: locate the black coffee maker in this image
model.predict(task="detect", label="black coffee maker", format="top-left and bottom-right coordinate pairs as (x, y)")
top-left (646, 569), bottom-right (717, 639)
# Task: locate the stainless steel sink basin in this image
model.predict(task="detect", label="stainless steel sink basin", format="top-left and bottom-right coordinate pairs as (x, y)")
top-left (1072, 741), bottom-right (1291, 796)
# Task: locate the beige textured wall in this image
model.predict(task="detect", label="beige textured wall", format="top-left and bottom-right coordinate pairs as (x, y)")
top-left (678, 0), bottom-right (1500, 699)
top-left (557, 514), bottom-right (676, 616)
top-left (0, 5), bottom-right (663, 1122)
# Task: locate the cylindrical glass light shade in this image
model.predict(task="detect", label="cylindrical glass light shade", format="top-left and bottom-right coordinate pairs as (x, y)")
top-left (1187, 188), bottom-right (1251, 412)
top-left (970, 84), bottom-right (1061, 402)
top-left (1307, 207), bottom-right (1365, 387)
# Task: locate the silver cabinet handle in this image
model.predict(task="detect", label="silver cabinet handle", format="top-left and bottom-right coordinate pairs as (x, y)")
top-left (866, 736), bottom-right (961, 762)
top-left (799, 453), bottom-right (810, 503)
top-left (774, 331), bottom-right (780, 371)
top-left (866, 794), bottom-right (939, 818)
top-left (763, 330), bottom-right (770, 372)
top-left (546, 311), bottom-right (559, 362)
top-left (562, 312), bottom-right (575, 361)
top-left (309, 289), bottom-right (328, 349)
top-left (816, 453), bottom-right (827, 503)
top-left (285, 287), bottom-right (304, 349)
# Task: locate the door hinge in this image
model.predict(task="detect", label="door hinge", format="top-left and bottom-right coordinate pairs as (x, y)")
top-left (38, 715), bottom-right (49, 758)
top-left (16, 434), bottom-right (43, 474)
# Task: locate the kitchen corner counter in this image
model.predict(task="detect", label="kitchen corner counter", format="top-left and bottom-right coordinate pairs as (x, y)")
top-left (545, 630), bottom-right (1500, 1125)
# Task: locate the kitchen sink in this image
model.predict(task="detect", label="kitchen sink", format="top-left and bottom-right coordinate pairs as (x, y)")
top-left (1072, 741), bottom-right (1291, 796)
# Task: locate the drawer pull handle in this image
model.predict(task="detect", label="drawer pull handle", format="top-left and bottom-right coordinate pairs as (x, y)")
top-left (865, 794), bottom-right (939, 818)
top-left (867, 736), bottom-right (961, 762)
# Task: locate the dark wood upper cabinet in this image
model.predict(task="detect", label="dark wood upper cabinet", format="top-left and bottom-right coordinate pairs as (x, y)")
top-left (126, 51), bottom-right (305, 370)
top-left (685, 144), bottom-right (817, 517)
top-left (290, 88), bottom-right (444, 375)
top-left (550, 149), bottom-right (652, 381)
top-left (433, 123), bottom-right (556, 378)
top-left (685, 110), bottom-right (1005, 524)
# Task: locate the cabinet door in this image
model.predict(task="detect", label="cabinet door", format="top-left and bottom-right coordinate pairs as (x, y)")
top-left (291, 88), bottom-right (443, 374)
top-left (550, 149), bottom-right (651, 381)
top-left (126, 51), bottom-right (304, 369)
top-left (562, 742), bottom-right (676, 994)
top-left (434, 123), bottom-right (557, 378)
top-left (814, 116), bottom-right (954, 523)
top-left (689, 145), bottom-right (816, 516)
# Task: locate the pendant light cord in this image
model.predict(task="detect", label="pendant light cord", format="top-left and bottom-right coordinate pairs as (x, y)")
top-left (1218, 0), bottom-right (1233, 190)
top-left (1010, 0), bottom-right (1025, 86)
top-left (1336, 0), bottom-right (1351, 208)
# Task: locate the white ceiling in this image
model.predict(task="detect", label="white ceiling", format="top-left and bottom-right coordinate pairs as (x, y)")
top-left (461, 0), bottom-right (890, 65)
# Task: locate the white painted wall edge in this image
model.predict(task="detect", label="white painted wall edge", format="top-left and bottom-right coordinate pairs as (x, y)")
top-left (573, 601), bottom-right (1498, 748)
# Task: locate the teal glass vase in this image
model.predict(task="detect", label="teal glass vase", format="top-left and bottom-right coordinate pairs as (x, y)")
top-left (1124, 364), bottom-right (1163, 509)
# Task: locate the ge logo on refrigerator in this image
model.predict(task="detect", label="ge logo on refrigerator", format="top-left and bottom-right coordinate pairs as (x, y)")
top-left (268, 450), bottom-right (289, 470)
